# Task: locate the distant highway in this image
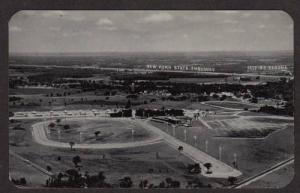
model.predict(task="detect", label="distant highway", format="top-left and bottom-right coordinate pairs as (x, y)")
top-left (10, 64), bottom-right (293, 79)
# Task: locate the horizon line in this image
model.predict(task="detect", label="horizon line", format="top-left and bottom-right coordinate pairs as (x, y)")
top-left (9, 50), bottom-right (294, 55)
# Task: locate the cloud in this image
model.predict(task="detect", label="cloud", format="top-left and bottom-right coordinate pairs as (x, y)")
top-left (41, 11), bottom-right (66, 18)
top-left (69, 15), bottom-right (85, 22)
top-left (131, 34), bottom-right (140, 39)
top-left (227, 28), bottom-right (246, 33)
top-left (258, 24), bottom-right (266, 29)
top-left (97, 18), bottom-right (114, 25)
top-left (10, 26), bottom-right (22, 32)
top-left (50, 27), bottom-right (60, 32)
top-left (40, 11), bottom-right (84, 22)
top-left (22, 11), bottom-right (37, 16)
top-left (141, 13), bottom-right (173, 23)
top-left (223, 19), bottom-right (239, 24)
top-left (241, 12), bottom-right (253, 18)
top-left (212, 34), bottom-right (222, 39)
top-left (98, 26), bottom-right (117, 31)
top-left (61, 31), bottom-right (92, 37)
top-left (287, 24), bottom-right (293, 29)
top-left (182, 34), bottom-right (189, 39)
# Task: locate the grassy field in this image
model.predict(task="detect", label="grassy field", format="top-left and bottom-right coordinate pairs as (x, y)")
top-left (149, 115), bottom-right (294, 181)
top-left (204, 115), bottom-right (292, 138)
top-left (205, 101), bottom-right (258, 109)
top-left (47, 119), bottom-right (158, 144)
top-left (9, 154), bottom-right (50, 187)
top-left (245, 162), bottom-right (294, 188)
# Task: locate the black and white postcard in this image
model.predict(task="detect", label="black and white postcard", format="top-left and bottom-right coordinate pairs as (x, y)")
top-left (8, 10), bottom-right (294, 189)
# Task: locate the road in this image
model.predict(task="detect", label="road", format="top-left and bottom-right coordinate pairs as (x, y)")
top-left (9, 150), bottom-right (53, 176)
top-left (138, 119), bottom-right (242, 178)
top-left (11, 64), bottom-right (293, 79)
top-left (232, 157), bottom-right (294, 188)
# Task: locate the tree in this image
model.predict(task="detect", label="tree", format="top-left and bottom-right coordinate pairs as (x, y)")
top-left (69, 141), bottom-right (75, 150)
top-left (159, 181), bottom-right (166, 188)
top-left (9, 112), bottom-right (14, 117)
top-left (98, 171), bottom-right (106, 183)
top-left (48, 122), bottom-right (55, 128)
top-left (94, 131), bottom-right (101, 137)
top-left (64, 124), bottom-right (70, 130)
top-left (250, 97), bottom-right (258, 103)
top-left (228, 176), bottom-right (237, 185)
top-left (119, 176), bottom-right (133, 188)
top-left (204, 163), bottom-right (212, 174)
top-left (46, 165), bottom-right (52, 172)
top-left (125, 100), bottom-right (131, 109)
top-left (165, 177), bottom-right (173, 187)
top-left (72, 155), bottom-right (81, 167)
top-left (178, 146), bottom-right (183, 152)
top-left (139, 179), bottom-right (148, 189)
top-left (220, 95), bottom-right (227, 101)
top-left (19, 177), bottom-right (27, 185)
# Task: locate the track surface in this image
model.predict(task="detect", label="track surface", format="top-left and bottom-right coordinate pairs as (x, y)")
top-left (13, 111), bottom-right (242, 178)
top-left (31, 117), bottom-right (164, 149)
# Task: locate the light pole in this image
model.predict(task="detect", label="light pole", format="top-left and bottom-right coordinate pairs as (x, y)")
top-left (79, 132), bottom-right (83, 143)
top-left (44, 118), bottom-right (50, 134)
top-left (58, 129), bottom-right (61, 140)
top-left (172, 125), bottom-right (176, 137)
top-left (205, 140), bottom-right (208, 153)
top-left (49, 111), bottom-right (53, 121)
top-left (193, 135), bottom-right (197, 146)
top-left (64, 110), bottom-right (67, 123)
top-left (131, 128), bottom-right (135, 141)
top-left (219, 146), bottom-right (222, 161)
top-left (233, 153), bottom-right (237, 168)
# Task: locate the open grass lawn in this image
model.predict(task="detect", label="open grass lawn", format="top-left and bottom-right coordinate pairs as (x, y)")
top-left (139, 100), bottom-right (227, 112)
top-left (9, 154), bottom-right (50, 188)
top-left (245, 162), bottom-right (294, 188)
top-left (205, 101), bottom-right (258, 109)
top-left (150, 118), bottom-right (294, 181)
top-left (47, 119), bottom-right (157, 144)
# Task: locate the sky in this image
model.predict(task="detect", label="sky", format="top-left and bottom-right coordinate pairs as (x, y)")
top-left (9, 11), bottom-right (293, 53)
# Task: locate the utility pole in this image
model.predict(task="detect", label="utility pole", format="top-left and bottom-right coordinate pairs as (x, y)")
top-left (58, 129), bottom-right (61, 140)
top-left (131, 128), bottom-right (135, 141)
top-left (205, 140), bottom-right (208, 153)
top-left (219, 146), bottom-right (222, 161)
top-left (79, 132), bottom-right (83, 143)
top-left (172, 125), bottom-right (176, 137)
top-left (193, 135), bottom-right (197, 146)
top-left (233, 153), bottom-right (237, 168)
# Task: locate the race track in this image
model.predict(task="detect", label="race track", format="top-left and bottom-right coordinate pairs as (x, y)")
top-left (13, 110), bottom-right (242, 178)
